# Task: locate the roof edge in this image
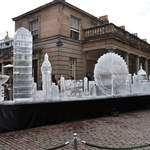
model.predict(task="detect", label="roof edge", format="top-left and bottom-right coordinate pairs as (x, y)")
top-left (12, 0), bottom-right (59, 21)
top-left (12, 0), bottom-right (103, 23)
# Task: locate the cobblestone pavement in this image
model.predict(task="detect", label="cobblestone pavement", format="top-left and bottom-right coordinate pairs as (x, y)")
top-left (1, 110), bottom-right (150, 150)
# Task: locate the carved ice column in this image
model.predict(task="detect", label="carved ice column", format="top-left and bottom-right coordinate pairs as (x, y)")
top-left (83, 77), bottom-right (88, 94)
top-left (83, 52), bottom-right (87, 78)
top-left (125, 53), bottom-right (129, 69)
top-left (13, 27), bottom-right (33, 101)
top-left (136, 56), bottom-right (140, 73)
top-left (41, 53), bottom-right (52, 98)
top-left (60, 75), bottom-right (65, 97)
top-left (145, 58), bottom-right (148, 76)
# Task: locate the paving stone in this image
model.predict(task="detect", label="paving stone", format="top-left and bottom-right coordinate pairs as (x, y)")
top-left (0, 110), bottom-right (150, 149)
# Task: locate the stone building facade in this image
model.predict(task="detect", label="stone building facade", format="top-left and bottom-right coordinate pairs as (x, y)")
top-left (0, 0), bottom-right (150, 88)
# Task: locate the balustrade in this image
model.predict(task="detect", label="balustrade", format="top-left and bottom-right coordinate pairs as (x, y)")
top-left (83, 23), bottom-right (150, 52)
top-left (0, 40), bottom-right (13, 49)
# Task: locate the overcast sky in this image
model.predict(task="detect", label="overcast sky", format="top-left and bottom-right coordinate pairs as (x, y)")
top-left (0, 0), bottom-right (150, 42)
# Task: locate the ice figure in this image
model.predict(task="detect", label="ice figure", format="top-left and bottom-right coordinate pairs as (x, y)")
top-left (74, 80), bottom-right (83, 97)
top-left (126, 74), bottom-right (132, 94)
top-left (83, 77), bottom-right (88, 95)
top-left (32, 81), bottom-right (38, 100)
top-left (51, 83), bottom-right (59, 100)
top-left (133, 73), bottom-right (140, 87)
top-left (137, 64), bottom-right (147, 81)
top-left (0, 75), bottom-right (9, 101)
top-left (133, 65), bottom-right (147, 84)
top-left (132, 64), bottom-right (150, 95)
top-left (89, 81), bottom-right (95, 96)
top-left (60, 75), bottom-right (65, 97)
top-left (41, 53), bottom-right (52, 99)
top-left (94, 53), bottom-right (129, 96)
top-left (13, 27), bottom-right (33, 101)
top-left (91, 84), bottom-right (97, 97)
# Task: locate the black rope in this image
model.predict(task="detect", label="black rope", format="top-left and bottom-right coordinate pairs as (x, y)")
top-left (46, 141), bottom-right (69, 150)
top-left (82, 141), bottom-right (150, 150)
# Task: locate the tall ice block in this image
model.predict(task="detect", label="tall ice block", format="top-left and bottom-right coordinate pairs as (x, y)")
top-left (41, 53), bottom-right (52, 98)
top-left (13, 27), bottom-right (33, 100)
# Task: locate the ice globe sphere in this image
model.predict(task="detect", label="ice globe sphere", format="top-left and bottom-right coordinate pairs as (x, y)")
top-left (94, 52), bottom-right (129, 95)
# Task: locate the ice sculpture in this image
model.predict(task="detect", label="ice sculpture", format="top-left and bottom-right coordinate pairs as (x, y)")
top-left (41, 53), bottom-right (52, 99)
top-left (83, 77), bottom-right (88, 95)
top-left (94, 53), bottom-right (129, 96)
top-left (132, 64), bottom-right (150, 94)
top-left (13, 27), bottom-right (33, 101)
top-left (73, 80), bottom-right (83, 97)
top-left (89, 81), bottom-right (96, 96)
top-left (51, 83), bottom-right (59, 100)
top-left (137, 64), bottom-right (147, 81)
top-left (60, 75), bottom-right (66, 97)
top-left (7, 38), bottom-right (150, 103)
top-left (0, 75), bottom-right (9, 101)
top-left (3, 27), bottom-right (150, 103)
top-left (91, 84), bottom-right (97, 97)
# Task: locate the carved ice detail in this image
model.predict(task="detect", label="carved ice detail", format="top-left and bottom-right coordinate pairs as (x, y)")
top-left (0, 75), bottom-right (9, 101)
top-left (13, 27), bottom-right (33, 101)
top-left (41, 53), bottom-right (52, 98)
top-left (94, 53), bottom-right (129, 95)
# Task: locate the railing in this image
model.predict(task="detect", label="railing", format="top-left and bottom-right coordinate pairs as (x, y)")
top-left (83, 23), bottom-right (150, 52)
top-left (83, 23), bottom-right (115, 39)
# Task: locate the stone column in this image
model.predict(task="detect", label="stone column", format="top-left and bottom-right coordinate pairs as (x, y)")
top-left (136, 56), bottom-right (140, 73)
top-left (125, 53), bottom-right (129, 69)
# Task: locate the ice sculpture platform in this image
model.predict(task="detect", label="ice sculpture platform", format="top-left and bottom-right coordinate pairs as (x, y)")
top-left (0, 95), bottom-right (150, 133)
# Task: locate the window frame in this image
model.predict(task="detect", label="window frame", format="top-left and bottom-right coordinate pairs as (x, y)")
top-left (69, 57), bottom-right (77, 79)
top-left (70, 16), bottom-right (81, 40)
top-left (29, 17), bottom-right (40, 41)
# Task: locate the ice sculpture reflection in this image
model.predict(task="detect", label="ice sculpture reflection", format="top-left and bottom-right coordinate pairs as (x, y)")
top-left (1, 27), bottom-right (150, 103)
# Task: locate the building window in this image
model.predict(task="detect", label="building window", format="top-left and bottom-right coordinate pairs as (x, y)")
top-left (69, 57), bottom-right (77, 79)
top-left (70, 17), bottom-right (80, 40)
top-left (30, 19), bottom-right (39, 40)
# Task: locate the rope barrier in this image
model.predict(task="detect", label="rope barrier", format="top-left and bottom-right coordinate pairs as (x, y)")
top-left (46, 141), bottom-right (70, 150)
top-left (45, 133), bottom-right (150, 150)
top-left (82, 141), bottom-right (150, 150)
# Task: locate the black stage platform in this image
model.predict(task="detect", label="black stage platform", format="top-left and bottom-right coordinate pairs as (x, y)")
top-left (0, 95), bottom-right (150, 132)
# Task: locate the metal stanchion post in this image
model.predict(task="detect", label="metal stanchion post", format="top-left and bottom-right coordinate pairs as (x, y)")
top-left (73, 133), bottom-right (78, 150)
